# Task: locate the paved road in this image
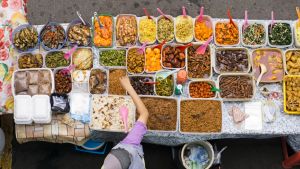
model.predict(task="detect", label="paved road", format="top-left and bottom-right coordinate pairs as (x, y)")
top-left (27, 0), bottom-right (300, 25)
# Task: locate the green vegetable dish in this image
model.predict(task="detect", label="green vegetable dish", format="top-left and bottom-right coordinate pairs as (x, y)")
top-left (268, 23), bottom-right (292, 46)
top-left (157, 17), bottom-right (174, 42)
top-left (46, 51), bottom-right (70, 68)
top-left (243, 23), bottom-right (266, 45)
top-left (155, 75), bottom-right (174, 96)
top-left (99, 50), bottom-right (126, 66)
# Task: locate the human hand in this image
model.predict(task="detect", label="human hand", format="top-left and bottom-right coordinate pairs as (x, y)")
top-left (119, 76), bottom-right (133, 92)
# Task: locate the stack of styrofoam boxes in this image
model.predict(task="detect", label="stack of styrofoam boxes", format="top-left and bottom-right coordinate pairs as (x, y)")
top-left (14, 95), bottom-right (51, 124)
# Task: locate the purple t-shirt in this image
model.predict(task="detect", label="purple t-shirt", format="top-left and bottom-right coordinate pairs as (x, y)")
top-left (121, 121), bottom-right (147, 146)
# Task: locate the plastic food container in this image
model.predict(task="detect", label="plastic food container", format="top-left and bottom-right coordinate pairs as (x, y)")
top-left (188, 80), bottom-right (217, 98)
top-left (91, 14), bottom-right (114, 48)
top-left (193, 15), bottom-right (213, 43)
top-left (174, 15), bottom-right (194, 43)
top-left (156, 15), bottom-right (175, 43)
top-left (283, 75), bottom-right (300, 115)
top-left (70, 93), bottom-right (91, 123)
top-left (89, 95), bottom-right (136, 132)
top-left (154, 70), bottom-right (176, 97)
top-left (126, 46), bottom-right (145, 75)
top-left (217, 73), bottom-right (256, 101)
top-left (72, 47), bottom-right (94, 70)
top-left (144, 44), bottom-right (163, 73)
top-left (32, 95), bottom-right (51, 123)
top-left (283, 49), bottom-right (300, 75)
top-left (294, 20), bottom-right (300, 48)
top-left (138, 16), bottom-right (157, 45)
top-left (140, 95), bottom-right (178, 132)
top-left (161, 43), bottom-right (187, 70)
top-left (12, 24), bottom-right (40, 53)
top-left (115, 14), bottom-right (138, 48)
top-left (240, 20), bottom-right (268, 48)
top-left (98, 48), bottom-right (127, 68)
top-left (88, 68), bottom-right (109, 95)
top-left (213, 19), bottom-right (240, 47)
top-left (53, 68), bottom-right (73, 94)
top-left (267, 21), bottom-right (294, 48)
top-left (67, 19), bottom-right (92, 47)
top-left (14, 95), bottom-right (32, 124)
top-left (40, 22), bottom-right (67, 51)
top-left (44, 49), bottom-right (71, 69)
top-left (12, 68), bottom-right (55, 96)
top-left (186, 43), bottom-right (212, 80)
top-left (179, 98), bottom-right (223, 134)
top-left (214, 47), bottom-right (251, 74)
top-left (251, 48), bottom-right (284, 83)
top-left (127, 74), bottom-right (155, 96)
top-left (17, 51), bottom-right (44, 70)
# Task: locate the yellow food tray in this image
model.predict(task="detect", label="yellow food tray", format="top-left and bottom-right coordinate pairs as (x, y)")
top-left (283, 75), bottom-right (300, 115)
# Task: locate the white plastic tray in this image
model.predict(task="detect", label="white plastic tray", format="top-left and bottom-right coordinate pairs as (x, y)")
top-left (213, 47), bottom-right (251, 74)
top-left (138, 16), bottom-right (157, 45)
top-left (126, 46), bottom-right (145, 75)
top-left (174, 15), bottom-right (194, 44)
top-left (12, 68), bottom-right (54, 96)
top-left (267, 20), bottom-right (294, 48)
top-left (213, 19), bottom-right (240, 47)
top-left (156, 15), bottom-right (175, 43)
top-left (240, 20), bottom-right (268, 48)
top-left (217, 73), bottom-right (256, 101)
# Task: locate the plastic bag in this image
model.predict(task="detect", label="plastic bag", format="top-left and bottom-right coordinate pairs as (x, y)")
top-left (50, 93), bottom-right (70, 113)
top-left (28, 85), bottom-right (38, 95)
top-left (28, 71), bottom-right (39, 84)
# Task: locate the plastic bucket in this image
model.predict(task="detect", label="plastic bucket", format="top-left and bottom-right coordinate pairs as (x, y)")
top-left (180, 141), bottom-right (214, 169)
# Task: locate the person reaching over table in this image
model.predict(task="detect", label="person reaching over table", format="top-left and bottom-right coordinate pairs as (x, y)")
top-left (101, 76), bottom-right (149, 169)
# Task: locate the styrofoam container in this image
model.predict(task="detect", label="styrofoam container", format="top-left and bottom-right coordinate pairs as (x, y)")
top-left (138, 16), bottom-right (157, 45)
top-left (44, 48), bottom-right (71, 69)
top-left (144, 44), bottom-right (163, 73)
top-left (12, 68), bottom-right (55, 96)
top-left (194, 15), bottom-right (213, 43)
top-left (240, 20), bottom-right (268, 48)
top-left (17, 50), bottom-right (45, 70)
top-left (32, 95), bottom-right (51, 124)
top-left (126, 46), bottom-right (145, 75)
top-left (293, 20), bottom-right (300, 48)
top-left (174, 15), bottom-right (194, 43)
top-left (217, 73), bottom-right (256, 101)
top-left (156, 15), bottom-right (175, 43)
top-left (140, 95), bottom-right (178, 132)
top-left (154, 70), bottom-right (176, 97)
top-left (91, 14), bottom-right (114, 48)
top-left (14, 95), bottom-right (32, 124)
top-left (283, 49), bottom-right (300, 75)
top-left (179, 98), bottom-right (223, 134)
top-left (213, 19), bottom-right (240, 47)
top-left (98, 48), bottom-right (127, 68)
top-left (251, 48), bottom-right (284, 83)
top-left (214, 47), bottom-right (251, 74)
top-left (188, 80), bottom-right (217, 98)
top-left (161, 43), bottom-right (187, 70)
top-left (88, 68), bottom-right (109, 95)
top-left (186, 43), bottom-right (212, 80)
top-left (115, 14), bottom-right (138, 48)
top-left (267, 21), bottom-right (294, 48)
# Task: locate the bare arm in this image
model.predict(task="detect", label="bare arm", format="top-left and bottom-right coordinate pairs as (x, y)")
top-left (119, 76), bottom-right (149, 125)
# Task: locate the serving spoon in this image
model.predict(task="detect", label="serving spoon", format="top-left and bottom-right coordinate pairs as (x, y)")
top-left (256, 64), bottom-right (267, 86)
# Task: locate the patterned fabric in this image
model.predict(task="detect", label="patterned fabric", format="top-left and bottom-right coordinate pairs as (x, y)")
top-left (15, 114), bottom-right (90, 145)
top-left (0, 0), bottom-right (28, 114)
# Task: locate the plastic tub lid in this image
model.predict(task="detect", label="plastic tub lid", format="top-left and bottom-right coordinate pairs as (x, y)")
top-left (32, 95), bottom-right (51, 120)
top-left (14, 95), bottom-right (32, 120)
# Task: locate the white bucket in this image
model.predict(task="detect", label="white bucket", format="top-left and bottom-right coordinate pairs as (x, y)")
top-left (180, 141), bottom-right (214, 169)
